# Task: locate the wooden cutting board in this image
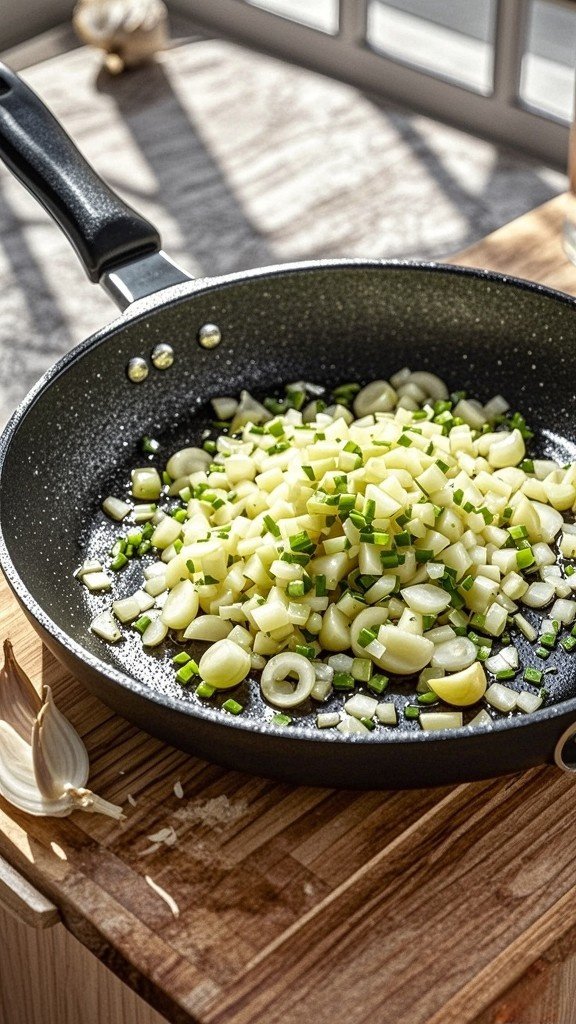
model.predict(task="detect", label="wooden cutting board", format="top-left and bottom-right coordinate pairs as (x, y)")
top-left (1, 194), bottom-right (576, 1024)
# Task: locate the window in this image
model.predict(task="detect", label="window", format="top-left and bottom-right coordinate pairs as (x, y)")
top-left (181, 0), bottom-right (572, 167)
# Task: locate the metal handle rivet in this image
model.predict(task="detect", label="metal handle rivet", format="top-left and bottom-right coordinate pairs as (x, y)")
top-left (198, 323), bottom-right (221, 349)
top-left (127, 357), bottom-right (149, 383)
top-left (151, 343), bottom-right (174, 369)
top-left (554, 721), bottom-right (576, 775)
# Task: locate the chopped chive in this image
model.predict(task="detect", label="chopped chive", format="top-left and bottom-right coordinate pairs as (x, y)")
top-left (417, 691), bottom-right (440, 705)
top-left (133, 615), bottom-right (151, 634)
top-left (333, 671), bottom-right (355, 691)
top-left (524, 667), bottom-right (543, 684)
top-left (263, 514), bottom-right (281, 538)
top-left (404, 705), bottom-right (420, 719)
top-left (289, 531), bottom-right (314, 553)
top-left (271, 713), bottom-right (293, 726)
top-left (516, 547), bottom-right (535, 569)
top-left (295, 643), bottom-right (316, 659)
top-left (287, 580), bottom-right (305, 598)
top-left (540, 632), bottom-right (558, 649)
top-left (358, 627), bottom-right (378, 649)
top-left (176, 661), bottom-right (200, 684)
top-left (368, 674), bottom-right (389, 695)
top-left (141, 436), bottom-right (160, 454)
top-left (360, 716), bottom-right (376, 731)
top-left (416, 549), bottom-right (434, 563)
top-left (222, 698), bottom-right (243, 715)
top-left (195, 681), bottom-right (215, 698)
top-left (172, 652), bottom-right (191, 665)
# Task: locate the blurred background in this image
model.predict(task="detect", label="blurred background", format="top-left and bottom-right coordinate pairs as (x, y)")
top-left (0, 0), bottom-right (574, 420)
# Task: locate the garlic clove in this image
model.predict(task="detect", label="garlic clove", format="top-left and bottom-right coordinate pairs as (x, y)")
top-left (32, 687), bottom-right (89, 799)
top-left (0, 722), bottom-right (72, 817)
top-left (0, 640), bottom-right (41, 742)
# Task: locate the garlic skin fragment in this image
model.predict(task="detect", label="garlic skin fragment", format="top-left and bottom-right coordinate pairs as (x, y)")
top-left (0, 643), bottom-right (124, 821)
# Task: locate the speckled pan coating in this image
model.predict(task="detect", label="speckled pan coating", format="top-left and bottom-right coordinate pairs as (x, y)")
top-left (1, 260), bottom-right (576, 788)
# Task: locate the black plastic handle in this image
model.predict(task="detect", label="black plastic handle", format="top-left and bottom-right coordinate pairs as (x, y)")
top-left (0, 63), bottom-right (160, 282)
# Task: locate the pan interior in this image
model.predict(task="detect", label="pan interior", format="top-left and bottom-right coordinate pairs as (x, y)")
top-left (2, 263), bottom-right (576, 734)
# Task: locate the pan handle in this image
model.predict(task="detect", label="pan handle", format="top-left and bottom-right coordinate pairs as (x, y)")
top-left (0, 62), bottom-right (192, 306)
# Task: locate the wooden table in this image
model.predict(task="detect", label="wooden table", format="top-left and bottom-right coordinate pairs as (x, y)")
top-left (0, 194), bottom-right (576, 1024)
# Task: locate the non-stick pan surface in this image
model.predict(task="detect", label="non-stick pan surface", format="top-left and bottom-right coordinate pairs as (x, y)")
top-left (1, 66), bottom-right (576, 788)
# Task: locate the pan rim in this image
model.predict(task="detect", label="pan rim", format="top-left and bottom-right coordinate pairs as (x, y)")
top-left (1, 257), bottom-right (576, 747)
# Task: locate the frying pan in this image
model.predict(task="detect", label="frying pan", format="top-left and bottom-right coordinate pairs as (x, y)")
top-left (0, 63), bottom-right (575, 789)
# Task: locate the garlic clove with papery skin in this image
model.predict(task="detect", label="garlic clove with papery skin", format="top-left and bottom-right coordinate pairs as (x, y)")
top-left (0, 643), bottom-right (124, 821)
top-left (0, 639), bottom-right (41, 741)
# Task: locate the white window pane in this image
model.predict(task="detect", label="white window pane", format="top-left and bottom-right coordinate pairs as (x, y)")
top-left (519, 0), bottom-right (576, 123)
top-left (243, 0), bottom-right (338, 34)
top-left (366, 0), bottom-right (496, 96)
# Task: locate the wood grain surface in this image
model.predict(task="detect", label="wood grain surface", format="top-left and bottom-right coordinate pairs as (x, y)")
top-left (1, 192), bottom-right (576, 1024)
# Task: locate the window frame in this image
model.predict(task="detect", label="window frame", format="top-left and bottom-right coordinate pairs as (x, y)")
top-left (174, 0), bottom-right (570, 167)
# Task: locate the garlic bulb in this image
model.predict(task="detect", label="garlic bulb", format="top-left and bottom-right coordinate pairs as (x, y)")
top-left (73, 0), bottom-right (168, 74)
top-left (0, 641), bottom-right (124, 820)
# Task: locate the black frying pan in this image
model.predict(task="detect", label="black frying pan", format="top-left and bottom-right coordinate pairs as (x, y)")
top-left (0, 63), bottom-right (575, 789)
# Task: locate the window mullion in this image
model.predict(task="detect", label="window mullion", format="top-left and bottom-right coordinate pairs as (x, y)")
top-left (492, 0), bottom-right (529, 105)
top-left (338, 0), bottom-right (367, 44)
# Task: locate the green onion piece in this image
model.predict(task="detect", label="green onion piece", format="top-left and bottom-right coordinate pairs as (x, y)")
top-left (436, 459), bottom-right (449, 473)
top-left (271, 713), bottom-right (292, 726)
top-left (536, 646), bottom-right (550, 660)
top-left (315, 574), bottom-right (327, 596)
top-left (404, 705), bottom-right (420, 719)
top-left (479, 507), bottom-right (494, 524)
top-left (397, 434), bottom-right (413, 448)
top-left (477, 646), bottom-right (491, 661)
top-left (360, 716), bottom-right (376, 731)
top-left (133, 615), bottom-right (152, 634)
top-left (381, 551), bottom-right (402, 568)
top-left (416, 549), bottom-right (434, 563)
top-left (566, 566), bottom-right (575, 577)
top-left (110, 553), bottom-right (128, 571)
top-left (222, 698), bottom-right (243, 715)
top-left (496, 668), bottom-right (517, 681)
top-left (281, 551), bottom-right (310, 566)
top-left (516, 547), bottom-right (535, 569)
top-left (358, 627), bottom-right (378, 649)
top-left (368, 674), bottom-right (389, 695)
top-left (343, 441), bottom-right (362, 456)
top-left (179, 486), bottom-right (192, 503)
top-left (290, 531), bottom-right (314, 553)
top-left (508, 524), bottom-right (528, 541)
top-left (268, 420), bottom-right (284, 437)
top-left (176, 661), bottom-right (200, 684)
top-left (137, 540), bottom-right (152, 556)
top-left (126, 530), bottom-right (143, 546)
top-left (172, 652), bottom-right (191, 665)
top-left (561, 636), bottom-right (576, 653)
top-left (162, 471), bottom-right (172, 486)
top-left (141, 436), bottom-right (160, 454)
top-left (203, 439), bottom-right (217, 454)
top-left (195, 681), bottom-right (215, 698)
top-left (422, 614), bottom-right (437, 631)
top-left (453, 489), bottom-right (464, 505)
top-left (338, 494), bottom-right (356, 514)
top-left (460, 575), bottom-right (475, 591)
top-left (263, 515), bottom-right (281, 538)
top-left (349, 511), bottom-right (366, 529)
top-left (417, 691), bottom-right (439, 705)
top-left (287, 581), bottom-right (305, 598)
top-left (172, 508), bottom-right (187, 523)
top-left (519, 459), bottom-right (535, 474)
top-left (364, 498), bottom-right (376, 522)
top-left (540, 632), bottom-right (558, 649)
top-left (295, 644), bottom-right (316, 659)
top-left (333, 672), bottom-right (355, 691)
top-left (302, 465), bottom-right (315, 480)
top-left (524, 667), bottom-right (543, 684)
top-left (395, 531), bottom-right (411, 547)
